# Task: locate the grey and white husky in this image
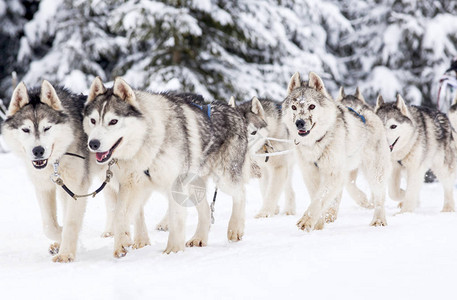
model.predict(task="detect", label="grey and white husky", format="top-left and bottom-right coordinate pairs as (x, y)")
top-left (229, 96), bottom-right (296, 217)
top-left (281, 72), bottom-right (390, 231)
top-left (2, 81), bottom-right (90, 262)
top-left (375, 94), bottom-right (456, 213)
top-left (83, 77), bottom-right (249, 257)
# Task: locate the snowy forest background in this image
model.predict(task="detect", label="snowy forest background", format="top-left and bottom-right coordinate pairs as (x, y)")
top-left (1, 0), bottom-right (457, 112)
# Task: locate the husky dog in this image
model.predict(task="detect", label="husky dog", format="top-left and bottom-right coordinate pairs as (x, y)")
top-left (229, 96), bottom-right (296, 217)
top-left (282, 72), bottom-right (390, 231)
top-left (83, 77), bottom-right (248, 257)
top-left (375, 94), bottom-right (456, 213)
top-left (334, 87), bottom-right (375, 210)
top-left (2, 81), bottom-right (90, 262)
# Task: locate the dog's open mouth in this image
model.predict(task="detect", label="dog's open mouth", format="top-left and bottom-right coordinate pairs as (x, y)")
top-left (96, 137), bottom-right (123, 163)
top-left (298, 123), bottom-right (315, 137)
top-left (32, 159), bottom-right (48, 169)
top-left (389, 137), bottom-right (399, 152)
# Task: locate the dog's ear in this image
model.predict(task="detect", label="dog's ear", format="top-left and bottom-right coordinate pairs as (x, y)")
top-left (355, 87), bottom-right (366, 104)
top-left (87, 76), bottom-right (106, 103)
top-left (374, 95), bottom-right (384, 113)
top-left (336, 86), bottom-right (345, 102)
top-left (113, 77), bottom-right (138, 107)
top-left (40, 80), bottom-right (63, 111)
top-left (308, 72), bottom-right (330, 98)
top-left (228, 96), bottom-right (236, 108)
top-left (396, 94), bottom-right (410, 117)
top-left (8, 82), bottom-right (29, 117)
top-left (287, 72), bottom-right (302, 95)
top-left (251, 96), bottom-right (265, 120)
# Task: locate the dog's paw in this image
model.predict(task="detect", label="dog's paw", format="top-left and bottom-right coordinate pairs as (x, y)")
top-left (101, 231), bottom-right (113, 238)
top-left (227, 229), bottom-right (244, 242)
top-left (52, 253), bottom-right (74, 263)
top-left (370, 217), bottom-right (387, 227)
top-left (283, 207), bottom-right (296, 216)
top-left (48, 242), bottom-right (60, 255)
top-left (113, 245), bottom-right (131, 258)
top-left (163, 243), bottom-right (185, 254)
top-left (314, 217), bottom-right (325, 230)
top-left (186, 237), bottom-right (207, 247)
top-left (359, 200), bottom-right (375, 209)
top-left (132, 239), bottom-right (150, 250)
top-left (324, 208), bottom-right (338, 224)
top-left (441, 205), bottom-right (455, 213)
top-left (113, 234), bottom-right (133, 258)
top-left (227, 220), bottom-right (244, 242)
top-left (297, 215), bottom-right (315, 232)
top-left (156, 223), bottom-right (169, 232)
top-left (255, 209), bottom-right (276, 218)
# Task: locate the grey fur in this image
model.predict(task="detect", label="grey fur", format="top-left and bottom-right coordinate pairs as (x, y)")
top-left (234, 97), bottom-right (296, 217)
top-left (375, 95), bottom-right (456, 212)
top-left (83, 77), bottom-right (250, 256)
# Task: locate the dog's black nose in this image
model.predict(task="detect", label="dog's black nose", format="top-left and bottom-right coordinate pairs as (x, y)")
top-left (32, 146), bottom-right (45, 158)
top-left (295, 119), bottom-right (305, 129)
top-left (89, 139), bottom-right (100, 151)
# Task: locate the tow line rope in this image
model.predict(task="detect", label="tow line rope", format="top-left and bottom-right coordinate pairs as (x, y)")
top-left (51, 158), bottom-right (117, 200)
top-left (253, 137), bottom-right (295, 158)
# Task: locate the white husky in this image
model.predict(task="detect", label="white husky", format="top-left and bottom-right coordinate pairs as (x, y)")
top-left (2, 81), bottom-right (90, 262)
top-left (281, 72), bottom-right (390, 231)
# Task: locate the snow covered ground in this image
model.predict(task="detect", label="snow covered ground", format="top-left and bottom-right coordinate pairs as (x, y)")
top-left (1, 151), bottom-right (456, 299)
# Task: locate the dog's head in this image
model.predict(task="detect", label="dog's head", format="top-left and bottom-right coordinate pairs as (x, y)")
top-left (2, 81), bottom-right (73, 170)
top-left (375, 94), bottom-right (414, 153)
top-left (230, 96), bottom-right (269, 154)
top-left (282, 72), bottom-right (335, 144)
top-left (83, 77), bottom-right (144, 164)
top-left (335, 86), bottom-right (369, 110)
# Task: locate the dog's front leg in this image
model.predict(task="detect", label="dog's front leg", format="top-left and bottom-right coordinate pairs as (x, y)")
top-left (388, 162), bottom-right (404, 202)
top-left (399, 168), bottom-right (424, 213)
top-left (101, 185), bottom-right (117, 237)
top-left (35, 187), bottom-right (62, 254)
top-left (256, 165), bottom-right (287, 218)
top-left (297, 171), bottom-right (344, 232)
top-left (112, 183), bottom-right (150, 258)
top-left (156, 208), bottom-right (169, 231)
top-left (133, 205), bottom-right (150, 249)
top-left (283, 166), bottom-right (296, 215)
top-left (164, 191), bottom-right (186, 254)
top-left (227, 186), bottom-right (246, 242)
top-left (53, 188), bottom-right (88, 263)
top-left (186, 180), bottom-right (210, 247)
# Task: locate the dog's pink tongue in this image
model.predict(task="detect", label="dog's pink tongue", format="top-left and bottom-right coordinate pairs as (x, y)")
top-left (96, 151), bottom-right (109, 161)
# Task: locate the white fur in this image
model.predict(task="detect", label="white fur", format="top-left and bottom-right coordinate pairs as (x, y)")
top-left (283, 72), bottom-right (390, 231)
top-left (2, 82), bottom-right (90, 262)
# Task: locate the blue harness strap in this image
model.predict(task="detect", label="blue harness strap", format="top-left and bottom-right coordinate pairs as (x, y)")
top-left (191, 103), bottom-right (212, 119)
top-left (347, 106), bottom-right (366, 124)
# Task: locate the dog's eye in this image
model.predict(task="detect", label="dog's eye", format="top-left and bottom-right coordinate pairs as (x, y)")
top-left (44, 126), bottom-right (51, 132)
top-left (109, 119), bottom-right (118, 126)
top-left (291, 105), bottom-right (297, 110)
top-left (390, 125), bottom-right (397, 129)
top-left (309, 104), bottom-right (315, 110)
top-left (90, 118), bottom-right (96, 125)
top-left (22, 128), bottom-right (30, 133)
top-left (251, 130), bottom-right (257, 135)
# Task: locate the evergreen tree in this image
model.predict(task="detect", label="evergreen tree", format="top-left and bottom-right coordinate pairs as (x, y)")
top-left (0, 0), bottom-right (39, 104)
top-left (333, 0), bottom-right (457, 106)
